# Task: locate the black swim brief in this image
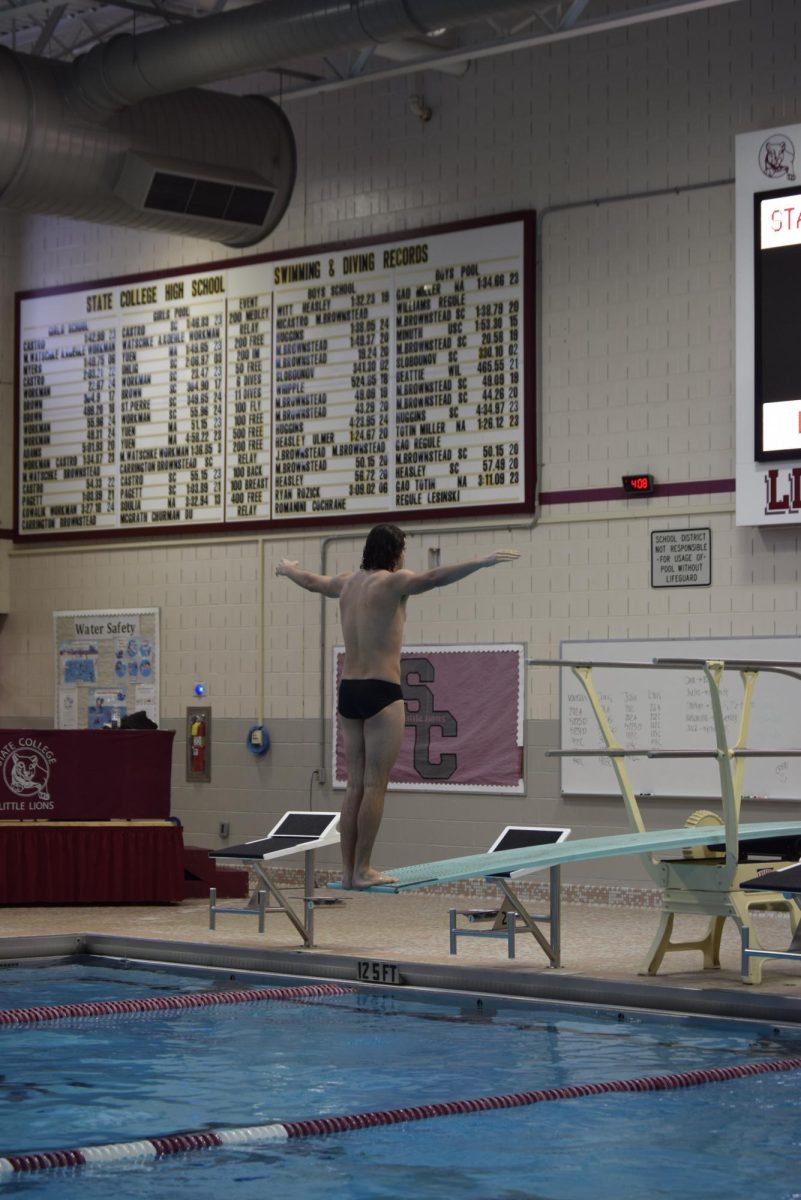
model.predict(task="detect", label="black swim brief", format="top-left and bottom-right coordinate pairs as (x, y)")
top-left (338, 678), bottom-right (404, 721)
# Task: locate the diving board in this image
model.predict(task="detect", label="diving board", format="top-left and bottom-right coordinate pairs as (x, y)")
top-left (328, 821), bottom-right (801, 894)
top-left (329, 655), bottom-right (801, 982)
top-left (328, 819), bottom-right (801, 974)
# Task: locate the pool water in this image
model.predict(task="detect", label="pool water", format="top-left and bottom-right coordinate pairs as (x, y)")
top-left (1, 962), bottom-right (801, 1199)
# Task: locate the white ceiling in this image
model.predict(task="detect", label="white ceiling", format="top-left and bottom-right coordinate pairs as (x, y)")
top-left (0, 0), bottom-right (742, 102)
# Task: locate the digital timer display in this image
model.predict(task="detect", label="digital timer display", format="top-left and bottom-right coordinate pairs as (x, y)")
top-left (622, 474), bottom-right (654, 494)
top-left (755, 188), bottom-right (801, 461)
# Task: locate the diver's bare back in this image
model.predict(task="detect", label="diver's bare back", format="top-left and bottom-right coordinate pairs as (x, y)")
top-left (339, 569), bottom-right (406, 683)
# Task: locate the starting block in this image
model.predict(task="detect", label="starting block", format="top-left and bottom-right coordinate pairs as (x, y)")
top-left (449, 826), bottom-right (570, 964)
top-left (208, 811), bottom-right (340, 947)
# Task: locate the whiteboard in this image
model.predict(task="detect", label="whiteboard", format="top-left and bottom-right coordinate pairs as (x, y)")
top-left (558, 637), bottom-right (801, 800)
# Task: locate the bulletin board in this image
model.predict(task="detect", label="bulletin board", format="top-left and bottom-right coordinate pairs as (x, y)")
top-left (53, 608), bottom-right (160, 729)
top-left (333, 643), bottom-right (525, 793)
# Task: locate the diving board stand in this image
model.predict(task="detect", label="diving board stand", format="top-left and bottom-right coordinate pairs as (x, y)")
top-left (741, 863), bottom-right (801, 980)
top-left (448, 826), bottom-right (570, 964)
top-left (529, 657), bottom-right (801, 983)
top-left (208, 812), bottom-right (340, 947)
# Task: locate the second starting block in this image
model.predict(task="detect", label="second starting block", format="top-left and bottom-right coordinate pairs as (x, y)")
top-left (209, 811), bottom-right (340, 947)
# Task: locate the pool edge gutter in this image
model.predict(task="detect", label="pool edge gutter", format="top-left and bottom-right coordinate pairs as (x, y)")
top-left (1, 931), bottom-right (801, 1026)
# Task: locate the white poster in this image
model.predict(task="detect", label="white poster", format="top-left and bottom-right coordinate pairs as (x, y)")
top-left (53, 608), bottom-right (159, 728)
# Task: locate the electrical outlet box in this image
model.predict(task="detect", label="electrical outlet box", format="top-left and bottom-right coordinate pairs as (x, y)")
top-left (245, 723), bottom-right (270, 757)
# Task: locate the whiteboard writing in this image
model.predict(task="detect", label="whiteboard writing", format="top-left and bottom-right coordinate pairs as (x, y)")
top-left (559, 637), bottom-right (801, 800)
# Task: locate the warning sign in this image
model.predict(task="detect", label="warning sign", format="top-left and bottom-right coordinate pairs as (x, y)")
top-left (651, 528), bottom-right (711, 588)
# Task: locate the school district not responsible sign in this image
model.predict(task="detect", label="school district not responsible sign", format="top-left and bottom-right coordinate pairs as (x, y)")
top-left (651, 528), bottom-right (711, 588)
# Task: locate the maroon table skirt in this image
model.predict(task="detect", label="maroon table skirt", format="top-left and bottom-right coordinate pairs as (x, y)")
top-left (0, 822), bottom-right (184, 904)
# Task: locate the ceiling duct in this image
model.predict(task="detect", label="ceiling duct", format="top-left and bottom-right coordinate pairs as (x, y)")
top-left (0, 0), bottom-right (537, 243)
top-left (0, 48), bottom-right (295, 245)
top-left (66, 0), bottom-right (540, 117)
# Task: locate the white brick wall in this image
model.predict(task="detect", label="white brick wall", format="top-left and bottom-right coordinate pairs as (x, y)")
top-left (2, 0), bottom-right (801, 883)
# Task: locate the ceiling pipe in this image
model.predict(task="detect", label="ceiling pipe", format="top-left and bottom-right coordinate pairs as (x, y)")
top-left (66, 0), bottom-right (543, 117)
top-left (0, 0), bottom-right (539, 247)
top-left (266, 0), bottom-right (742, 103)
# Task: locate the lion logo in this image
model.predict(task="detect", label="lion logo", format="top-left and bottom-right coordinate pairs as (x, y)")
top-left (759, 134), bottom-right (797, 181)
top-left (2, 747), bottom-right (51, 801)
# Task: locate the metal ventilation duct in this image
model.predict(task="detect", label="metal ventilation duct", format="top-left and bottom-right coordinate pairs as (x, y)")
top-left (0, 48), bottom-right (295, 246)
top-left (67, 0), bottom-right (539, 116)
top-left (0, 0), bottom-right (535, 243)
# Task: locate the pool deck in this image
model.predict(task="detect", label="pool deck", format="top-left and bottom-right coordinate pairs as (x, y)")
top-left (2, 891), bottom-right (801, 1009)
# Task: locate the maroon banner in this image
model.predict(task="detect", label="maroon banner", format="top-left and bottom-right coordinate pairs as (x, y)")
top-left (333, 645), bottom-right (524, 793)
top-left (0, 729), bottom-right (175, 819)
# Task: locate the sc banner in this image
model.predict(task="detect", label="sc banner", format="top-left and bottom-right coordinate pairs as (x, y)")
top-left (332, 644), bottom-right (525, 793)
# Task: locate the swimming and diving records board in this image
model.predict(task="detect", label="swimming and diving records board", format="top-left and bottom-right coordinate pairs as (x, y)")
top-left (209, 811), bottom-right (339, 946)
top-left (16, 211), bottom-right (534, 542)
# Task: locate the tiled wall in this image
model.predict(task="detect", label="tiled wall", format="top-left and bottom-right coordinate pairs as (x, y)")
top-left (2, 0), bottom-right (801, 895)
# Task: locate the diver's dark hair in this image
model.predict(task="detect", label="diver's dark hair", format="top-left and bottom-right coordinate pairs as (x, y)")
top-left (361, 524), bottom-right (406, 571)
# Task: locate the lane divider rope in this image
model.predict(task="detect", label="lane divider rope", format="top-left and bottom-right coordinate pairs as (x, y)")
top-left (0, 982), bottom-right (354, 1026)
top-left (2, 1054), bottom-right (800, 1174)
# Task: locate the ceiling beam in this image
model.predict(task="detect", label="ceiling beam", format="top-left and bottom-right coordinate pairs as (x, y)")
top-left (270, 0), bottom-right (743, 102)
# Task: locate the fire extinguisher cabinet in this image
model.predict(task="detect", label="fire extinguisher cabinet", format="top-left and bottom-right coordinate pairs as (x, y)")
top-left (186, 706), bottom-right (212, 782)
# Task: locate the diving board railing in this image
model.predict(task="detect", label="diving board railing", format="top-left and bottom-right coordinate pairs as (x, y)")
top-left (528, 657), bottom-right (801, 983)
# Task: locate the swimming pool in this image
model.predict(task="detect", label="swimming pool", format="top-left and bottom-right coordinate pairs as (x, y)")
top-left (1, 951), bottom-right (801, 1200)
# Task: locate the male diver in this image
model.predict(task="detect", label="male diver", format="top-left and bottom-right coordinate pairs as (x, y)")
top-left (276, 524), bottom-right (519, 889)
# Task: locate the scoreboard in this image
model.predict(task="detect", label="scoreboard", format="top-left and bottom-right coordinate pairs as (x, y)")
top-left (755, 187), bottom-right (801, 459)
top-left (16, 213), bottom-right (534, 540)
top-left (736, 124), bottom-right (801, 525)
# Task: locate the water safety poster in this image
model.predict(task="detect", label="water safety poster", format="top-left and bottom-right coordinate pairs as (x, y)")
top-left (53, 608), bottom-right (160, 729)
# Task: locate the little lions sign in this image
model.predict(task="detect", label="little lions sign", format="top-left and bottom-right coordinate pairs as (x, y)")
top-left (0, 737), bottom-right (56, 814)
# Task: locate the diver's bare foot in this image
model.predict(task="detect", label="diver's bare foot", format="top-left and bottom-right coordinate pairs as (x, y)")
top-left (340, 871), bottom-right (353, 890)
top-left (350, 868), bottom-right (398, 889)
